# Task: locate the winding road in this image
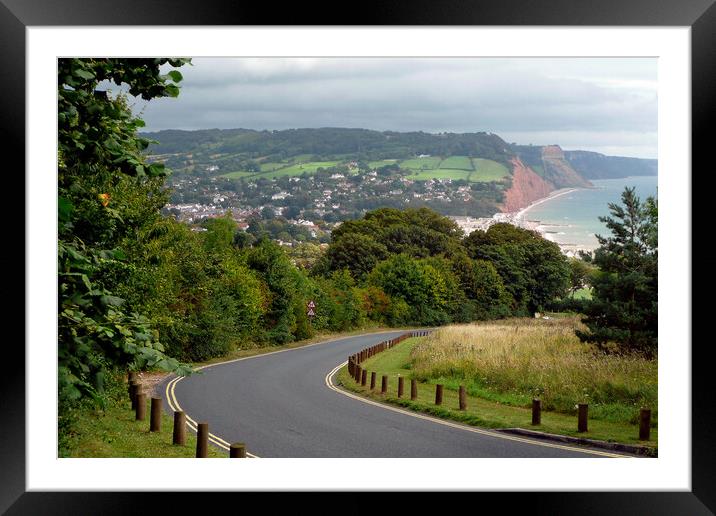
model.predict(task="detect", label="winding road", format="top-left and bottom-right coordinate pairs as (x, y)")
top-left (158, 330), bottom-right (629, 458)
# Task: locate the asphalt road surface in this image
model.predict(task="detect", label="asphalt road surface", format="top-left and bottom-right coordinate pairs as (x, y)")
top-left (158, 330), bottom-right (627, 458)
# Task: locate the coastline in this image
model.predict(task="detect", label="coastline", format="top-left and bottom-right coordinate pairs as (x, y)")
top-left (506, 186), bottom-right (591, 256)
top-left (514, 187), bottom-right (582, 221)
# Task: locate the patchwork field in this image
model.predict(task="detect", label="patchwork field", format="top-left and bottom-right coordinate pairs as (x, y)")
top-left (260, 161), bottom-right (342, 178)
top-left (409, 169), bottom-right (472, 181)
top-left (439, 155), bottom-right (473, 171)
top-left (400, 157), bottom-right (443, 170)
top-left (470, 158), bottom-right (510, 181)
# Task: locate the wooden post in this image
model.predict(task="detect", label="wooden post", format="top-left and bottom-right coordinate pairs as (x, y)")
top-left (639, 408), bottom-right (651, 441)
top-left (361, 369), bottom-right (367, 386)
top-left (150, 397), bottom-right (162, 432)
top-left (578, 403), bottom-right (588, 432)
top-left (370, 372), bottom-right (376, 390)
top-left (129, 381), bottom-right (139, 409)
top-left (135, 392), bottom-right (146, 421)
top-left (127, 371), bottom-right (137, 397)
top-left (381, 375), bottom-right (388, 394)
top-left (435, 384), bottom-right (443, 405)
top-left (398, 376), bottom-right (404, 398)
top-left (173, 411), bottom-right (186, 445)
top-left (411, 379), bottom-right (418, 400)
top-left (459, 385), bottom-right (467, 411)
top-left (532, 399), bottom-right (541, 425)
top-left (230, 443), bottom-right (246, 458)
top-left (196, 422), bottom-right (209, 458)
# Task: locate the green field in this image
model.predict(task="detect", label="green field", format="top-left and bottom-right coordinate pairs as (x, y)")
top-left (259, 161), bottom-right (341, 179)
top-left (400, 156), bottom-right (443, 170)
top-left (439, 156), bottom-right (473, 171)
top-left (409, 169), bottom-right (472, 181)
top-left (368, 159), bottom-right (399, 169)
top-left (469, 158), bottom-right (510, 181)
top-left (338, 327), bottom-right (657, 450)
top-left (259, 161), bottom-right (288, 172)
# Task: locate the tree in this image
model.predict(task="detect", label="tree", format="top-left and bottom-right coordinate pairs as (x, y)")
top-left (576, 187), bottom-right (658, 356)
top-left (58, 58), bottom-right (192, 404)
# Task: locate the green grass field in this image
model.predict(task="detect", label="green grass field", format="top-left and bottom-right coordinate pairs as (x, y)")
top-left (409, 169), bottom-right (472, 181)
top-left (439, 156), bottom-right (473, 171)
top-left (337, 321), bottom-right (657, 450)
top-left (400, 157), bottom-right (443, 170)
top-left (368, 159), bottom-right (399, 169)
top-left (259, 161), bottom-right (288, 172)
top-left (258, 161), bottom-right (341, 179)
top-left (469, 158), bottom-right (510, 181)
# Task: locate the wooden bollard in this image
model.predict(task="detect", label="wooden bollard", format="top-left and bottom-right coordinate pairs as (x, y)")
top-left (127, 371), bottom-right (137, 397)
top-left (459, 385), bottom-right (467, 411)
top-left (150, 397), bottom-right (162, 432)
top-left (370, 372), bottom-right (376, 390)
top-left (398, 376), bottom-right (404, 398)
top-left (173, 411), bottom-right (186, 445)
top-left (361, 369), bottom-right (367, 386)
top-left (381, 375), bottom-right (388, 394)
top-left (639, 408), bottom-right (651, 441)
top-left (135, 392), bottom-right (146, 421)
top-left (578, 403), bottom-right (588, 432)
top-left (411, 379), bottom-right (418, 400)
top-left (230, 443), bottom-right (246, 458)
top-left (129, 381), bottom-right (139, 409)
top-left (196, 422), bottom-right (209, 458)
top-left (532, 399), bottom-right (541, 425)
top-left (435, 384), bottom-right (443, 405)
top-left (355, 365), bottom-right (362, 383)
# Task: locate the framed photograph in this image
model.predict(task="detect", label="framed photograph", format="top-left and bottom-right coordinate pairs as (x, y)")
top-left (7, 0), bottom-right (712, 512)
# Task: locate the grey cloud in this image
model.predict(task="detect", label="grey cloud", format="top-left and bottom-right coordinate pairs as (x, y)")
top-left (136, 57), bottom-right (657, 158)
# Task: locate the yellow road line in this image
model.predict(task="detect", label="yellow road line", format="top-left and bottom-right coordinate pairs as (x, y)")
top-left (164, 375), bottom-right (259, 458)
top-left (325, 362), bottom-right (631, 459)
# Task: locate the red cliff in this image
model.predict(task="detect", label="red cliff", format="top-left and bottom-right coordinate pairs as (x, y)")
top-left (501, 157), bottom-right (555, 212)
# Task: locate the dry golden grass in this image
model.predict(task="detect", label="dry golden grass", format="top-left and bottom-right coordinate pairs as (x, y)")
top-left (409, 316), bottom-right (657, 422)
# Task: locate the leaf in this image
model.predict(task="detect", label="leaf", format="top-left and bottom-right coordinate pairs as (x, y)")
top-left (164, 84), bottom-right (180, 97)
top-left (74, 69), bottom-right (95, 80)
top-left (58, 197), bottom-right (73, 222)
top-left (167, 70), bottom-right (183, 83)
top-left (100, 295), bottom-right (125, 307)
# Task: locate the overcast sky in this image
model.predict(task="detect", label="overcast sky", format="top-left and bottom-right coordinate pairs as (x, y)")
top-left (131, 57), bottom-right (657, 159)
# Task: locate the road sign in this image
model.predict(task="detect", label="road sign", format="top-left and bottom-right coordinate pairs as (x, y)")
top-left (307, 308), bottom-right (316, 317)
top-left (307, 300), bottom-right (316, 309)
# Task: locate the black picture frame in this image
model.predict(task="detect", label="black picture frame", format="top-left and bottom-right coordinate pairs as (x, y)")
top-left (4, 0), bottom-right (712, 513)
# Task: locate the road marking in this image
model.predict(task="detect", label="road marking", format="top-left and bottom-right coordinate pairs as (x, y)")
top-left (165, 375), bottom-right (259, 457)
top-left (161, 329), bottom-right (408, 458)
top-left (325, 362), bottom-right (632, 458)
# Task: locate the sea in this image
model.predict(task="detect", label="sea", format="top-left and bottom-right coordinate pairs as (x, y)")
top-left (521, 175), bottom-right (658, 251)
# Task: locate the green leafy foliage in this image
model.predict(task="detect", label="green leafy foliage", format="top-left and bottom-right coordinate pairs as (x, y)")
top-left (58, 58), bottom-right (193, 408)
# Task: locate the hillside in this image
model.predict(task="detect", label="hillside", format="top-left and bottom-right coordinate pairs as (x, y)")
top-left (564, 150), bottom-right (658, 179)
top-left (145, 128), bottom-right (656, 215)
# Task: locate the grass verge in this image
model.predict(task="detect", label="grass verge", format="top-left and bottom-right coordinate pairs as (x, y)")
top-left (336, 337), bottom-right (657, 453)
top-left (62, 391), bottom-right (224, 458)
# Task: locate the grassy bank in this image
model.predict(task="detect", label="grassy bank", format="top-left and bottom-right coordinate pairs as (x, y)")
top-left (60, 374), bottom-right (224, 458)
top-left (337, 318), bottom-right (657, 450)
